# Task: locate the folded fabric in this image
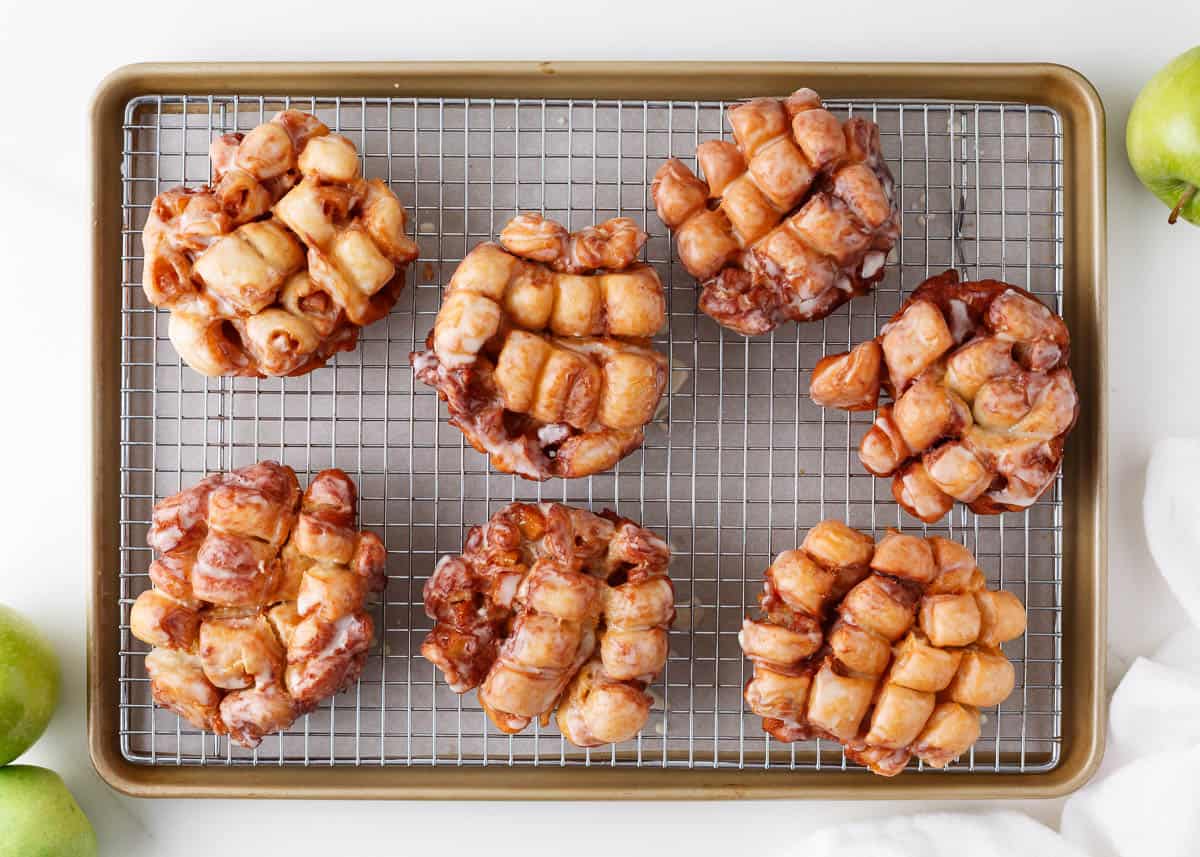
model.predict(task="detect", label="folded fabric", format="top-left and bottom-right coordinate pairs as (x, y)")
top-left (1059, 630), bottom-right (1200, 857)
top-left (1143, 438), bottom-right (1200, 628)
top-left (781, 811), bottom-right (1087, 857)
top-left (1056, 439), bottom-right (1200, 857)
top-left (788, 437), bottom-right (1200, 857)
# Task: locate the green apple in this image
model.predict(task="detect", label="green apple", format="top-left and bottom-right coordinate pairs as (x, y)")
top-left (1128, 46), bottom-right (1200, 226)
top-left (0, 604), bottom-right (60, 765)
top-left (0, 766), bottom-right (97, 857)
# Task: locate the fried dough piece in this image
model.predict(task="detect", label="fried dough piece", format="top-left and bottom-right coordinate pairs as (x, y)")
top-left (143, 110), bottom-right (418, 377)
top-left (412, 215), bottom-right (667, 479)
top-left (422, 502), bottom-right (673, 746)
top-left (653, 89), bottom-right (899, 334)
top-left (740, 523), bottom-right (1026, 776)
top-left (130, 463), bottom-right (386, 748)
top-left (809, 271), bottom-right (1078, 522)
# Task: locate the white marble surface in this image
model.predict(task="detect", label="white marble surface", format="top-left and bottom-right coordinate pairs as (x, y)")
top-left (0, 1), bottom-right (1195, 852)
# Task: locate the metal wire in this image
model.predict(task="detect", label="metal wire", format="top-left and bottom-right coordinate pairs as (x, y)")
top-left (117, 94), bottom-right (1065, 772)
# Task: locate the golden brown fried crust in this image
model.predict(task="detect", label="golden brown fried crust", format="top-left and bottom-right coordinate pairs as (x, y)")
top-left (421, 502), bottom-right (673, 746)
top-left (652, 89), bottom-right (900, 335)
top-left (130, 462), bottom-right (386, 748)
top-left (143, 110), bottom-right (419, 378)
top-left (740, 523), bottom-right (1026, 777)
top-left (809, 270), bottom-right (1078, 523)
top-left (410, 215), bottom-right (668, 480)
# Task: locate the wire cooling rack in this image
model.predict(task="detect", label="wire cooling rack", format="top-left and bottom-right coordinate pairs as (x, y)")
top-left (117, 94), bottom-right (1064, 773)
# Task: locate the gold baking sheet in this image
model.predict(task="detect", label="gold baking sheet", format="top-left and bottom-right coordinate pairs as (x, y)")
top-left (89, 62), bottom-right (1106, 798)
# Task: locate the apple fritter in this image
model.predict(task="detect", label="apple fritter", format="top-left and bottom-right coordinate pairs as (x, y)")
top-left (142, 110), bottom-right (419, 377)
top-left (421, 502), bottom-right (673, 747)
top-left (130, 462), bottom-right (386, 748)
top-left (411, 214), bottom-right (668, 479)
top-left (740, 523), bottom-right (1025, 776)
top-left (809, 270), bottom-right (1078, 522)
top-left (652, 89), bottom-right (900, 335)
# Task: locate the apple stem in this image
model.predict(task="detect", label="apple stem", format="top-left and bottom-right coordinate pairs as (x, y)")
top-left (1169, 185), bottom-right (1197, 225)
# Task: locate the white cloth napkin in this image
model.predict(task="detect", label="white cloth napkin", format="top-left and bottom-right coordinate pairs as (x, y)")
top-left (785, 437), bottom-right (1200, 857)
top-left (792, 811), bottom-right (1088, 857)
